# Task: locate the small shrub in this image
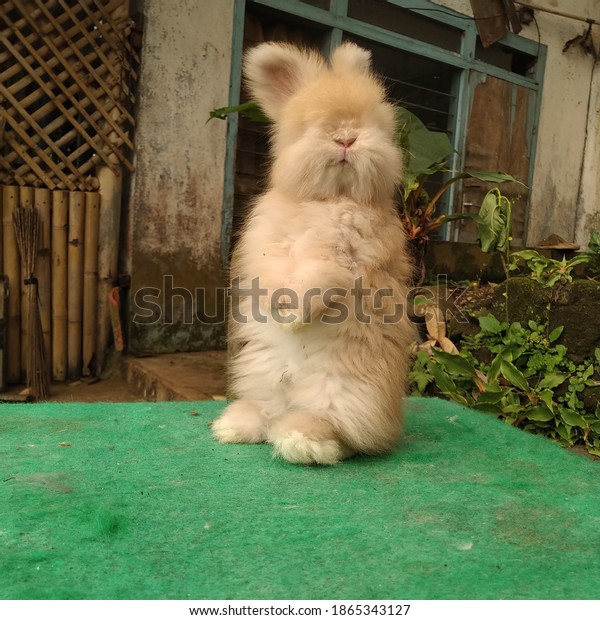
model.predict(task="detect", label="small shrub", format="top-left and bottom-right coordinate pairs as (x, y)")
top-left (409, 315), bottom-right (600, 456)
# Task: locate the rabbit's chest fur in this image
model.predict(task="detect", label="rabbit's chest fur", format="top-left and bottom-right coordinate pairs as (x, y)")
top-left (296, 203), bottom-right (375, 261)
top-left (251, 191), bottom-right (403, 281)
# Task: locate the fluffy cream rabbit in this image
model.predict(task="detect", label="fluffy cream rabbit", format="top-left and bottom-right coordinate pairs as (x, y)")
top-left (211, 41), bottom-right (413, 465)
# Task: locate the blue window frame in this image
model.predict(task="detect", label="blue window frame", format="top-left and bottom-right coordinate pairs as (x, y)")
top-left (221, 0), bottom-right (546, 265)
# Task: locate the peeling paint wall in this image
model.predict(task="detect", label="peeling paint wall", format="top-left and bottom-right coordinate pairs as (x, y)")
top-left (127, 0), bottom-right (234, 354)
top-left (438, 0), bottom-right (600, 247)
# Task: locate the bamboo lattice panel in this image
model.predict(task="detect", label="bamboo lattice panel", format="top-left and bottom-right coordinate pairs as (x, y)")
top-left (0, 0), bottom-right (138, 191)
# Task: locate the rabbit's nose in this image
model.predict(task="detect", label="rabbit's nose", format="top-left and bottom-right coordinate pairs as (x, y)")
top-left (335, 137), bottom-right (356, 148)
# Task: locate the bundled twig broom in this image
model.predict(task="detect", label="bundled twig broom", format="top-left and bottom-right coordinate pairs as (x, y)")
top-left (13, 206), bottom-right (50, 399)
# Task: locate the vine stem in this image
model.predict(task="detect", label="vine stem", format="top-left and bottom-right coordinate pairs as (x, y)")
top-left (504, 239), bottom-right (511, 324)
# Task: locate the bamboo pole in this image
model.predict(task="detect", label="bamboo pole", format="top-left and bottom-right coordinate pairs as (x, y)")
top-left (83, 192), bottom-right (100, 376)
top-left (96, 18), bottom-right (127, 371)
top-left (19, 186), bottom-right (33, 378)
top-left (2, 185), bottom-right (21, 383)
top-left (0, 189), bottom-right (4, 391)
top-left (51, 190), bottom-right (68, 381)
top-left (67, 191), bottom-right (85, 380)
top-left (0, 276), bottom-right (7, 392)
top-left (0, 186), bottom-right (2, 273)
top-left (96, 165), bottom-right (122, 372)
top-left (35, 188), bottom-right (52, 368)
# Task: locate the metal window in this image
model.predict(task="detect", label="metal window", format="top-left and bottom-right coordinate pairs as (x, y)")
top-left (221, 0), bottom-right (546, 264)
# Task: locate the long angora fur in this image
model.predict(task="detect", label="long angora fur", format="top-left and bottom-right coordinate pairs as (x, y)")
top-left (211, 42), bottom-right (414, 465)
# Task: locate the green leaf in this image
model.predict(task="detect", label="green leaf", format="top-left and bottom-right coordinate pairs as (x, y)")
top-left (487, 354), bottom-right (503, 382)
top-left (208, 101), bottom-right (271, 123)
top-left (428, 361), bottom-right (459, 394)
top-left (511, 249), bottom-right (544, 261)
top-left (500, 359), bottom-right (530, 393)
top-left (556, 424), bottom-right (573, 444)
top-left (538, 389), bottom-right (555, 411)
top-left (589, 421), bottom-right (600, 434)
top-left (472, 402), bottom-right (503, 414)
top-left (476, 188), bottom-right (512, 253)
top-left (555, 344), bottom-right (568, 356)
top-left (525, 406), bottom-right (555, 422)
top-left (394, 106), bottom-right (454, 185)
top-left (508, 322), bottom-right (524, 339)
top-left (478, 315), bottom-right (504, 334)
top-left (582, 364), bottom-right (594, 380)
top-left (560, 409), bottom-right (589, 429)
top-left (442, 212), bottom-right (480, 223)
top-left (545, 272), bottom-right (563, 288)
top-left (431, 349), bottom-right (477, 378)
top-left (566, 254), bottom-right (591, 268)
top-left (548, 325), bottom-right (564, 342)
top-left (537, 373), bottom-right (568, 390)
top-left (503, 404), bottom-right (525, 414)
top-left (410, 369), bottom-right (432, 393)
top-left (465, 170), bottom-right (524, 185)
top-left (476, 388), bottom-right (511, 405)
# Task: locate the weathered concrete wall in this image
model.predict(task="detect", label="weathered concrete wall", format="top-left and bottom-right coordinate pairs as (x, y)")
top-left (574, 59), bottom-right (600, 247)
top-left (518, 1), bottom-right (598, 246)
top-left (437, 0), bottom-right (600, 247)
top-left (127, 0), bottom-right (234, 354)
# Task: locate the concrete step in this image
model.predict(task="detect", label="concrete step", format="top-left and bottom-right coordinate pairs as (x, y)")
top-left (122, 350), bottom-right (228, 402)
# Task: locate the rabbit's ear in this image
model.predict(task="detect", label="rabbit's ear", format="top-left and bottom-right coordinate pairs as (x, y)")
top-left (244, 43), bottom-right (323, 121)
top-left (330, 42), bottom-right (372, 76)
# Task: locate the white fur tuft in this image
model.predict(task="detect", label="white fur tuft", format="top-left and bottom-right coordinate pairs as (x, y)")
top-left (270, 431), bottom-right (346, 465)
top-left (330, 42), bottom-right (372, 75)
top-left (211, 400), bottom-right (268, 444)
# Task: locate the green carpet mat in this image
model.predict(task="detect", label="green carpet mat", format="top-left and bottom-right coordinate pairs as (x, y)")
top-left (1, 397), bottom-right (599, 600)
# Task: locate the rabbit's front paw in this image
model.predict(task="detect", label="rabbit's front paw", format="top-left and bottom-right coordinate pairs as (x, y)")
top-left (267, 412), bottom-right (355, 465)
top-left (272, 433), bottom-right (346, 464)
top-left (211, 400), bottom-right (268, 444)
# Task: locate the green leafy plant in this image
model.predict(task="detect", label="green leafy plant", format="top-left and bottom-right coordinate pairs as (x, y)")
top-left (583, 230), bottom-right (600, 279)
top-left (457, 187), bottom-right (514, 280)
top-left (588, 230), bottom-right (600, 254)
top-left (509, 249), bottom-right (591, 287)
top-left (409, 314), bottom-right (600, 455)
top-left (474, 188), bottom-right (513, 254)
top-left (394, 107), bottom-right (519, 253)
